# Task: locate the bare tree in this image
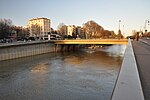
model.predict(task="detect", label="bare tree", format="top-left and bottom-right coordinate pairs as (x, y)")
top-left (0, 19), bottom-right (13, 39)
top-left (110, 31), bottom-right (117, 39)
top-left (100, 30), bottom-right (117, 39)
top-left (30, 24), bottom-right (41, 38)
top-left (57, 23), bottom-right (67, 36)
top-left (83, 20), bottom-right (104, 39)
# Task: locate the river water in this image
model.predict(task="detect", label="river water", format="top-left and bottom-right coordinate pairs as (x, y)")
top-left (0, 45), bottom-right (126, 100)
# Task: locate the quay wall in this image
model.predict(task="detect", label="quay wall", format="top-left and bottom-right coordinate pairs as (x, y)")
top-left (111, 39), bottom-right (144, 100)
top-left (0, 41), bottom-right (60, 61)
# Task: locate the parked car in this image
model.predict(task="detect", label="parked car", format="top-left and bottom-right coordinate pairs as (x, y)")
top-left (50, 34), bottom-right (61, 40)
top-left (28, 37), bottom-right (35, 41)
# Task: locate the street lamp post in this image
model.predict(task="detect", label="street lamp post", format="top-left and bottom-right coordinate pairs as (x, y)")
top-left (119, 20), bottom-right (121, 30)
top-left (118, 20), bottom-right (122, 39)
top-left (144, 19), bottom-right (150, 33)
top-left (123, 25), bottom-right (124, 38)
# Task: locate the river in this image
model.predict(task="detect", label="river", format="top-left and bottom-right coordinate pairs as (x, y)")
top-left (0, 44), bottom-right (126, 100)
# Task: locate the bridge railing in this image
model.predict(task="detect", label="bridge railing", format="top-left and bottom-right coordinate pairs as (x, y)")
top-left (50, 39), bottom-right (128, 45)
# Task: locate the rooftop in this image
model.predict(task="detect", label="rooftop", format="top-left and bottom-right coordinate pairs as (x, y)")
top-left (29, 17), bottom-right (50, 21)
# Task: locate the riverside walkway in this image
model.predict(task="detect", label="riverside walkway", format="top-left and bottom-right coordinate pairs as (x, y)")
top-left (132, 37), bottom-right (150, 100)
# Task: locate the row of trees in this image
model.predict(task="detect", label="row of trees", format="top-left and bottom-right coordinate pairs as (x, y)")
top-left (0, 19), bottom-right (124, 40)
top-left (57, 20), bottom-right (124, 39)
top-left (0, 19), bottom-right (30, 40)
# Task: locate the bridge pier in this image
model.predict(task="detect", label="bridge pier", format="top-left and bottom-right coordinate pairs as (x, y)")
top-left (67, 45), bottom-right (71, 52)
top-left (73, 45), bottom-right (76, 50)
top-left (59, 44), bottom-right (78, 52)
top-left (60, 44), bottom-right (64, 52)
top-left (55, 44), bottom-right (59, 53)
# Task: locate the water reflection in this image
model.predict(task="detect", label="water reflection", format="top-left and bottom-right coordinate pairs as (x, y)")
top-left (0, 45), bottom-right (126, 100)
top-left (31, 63), bottom-right (49, 73)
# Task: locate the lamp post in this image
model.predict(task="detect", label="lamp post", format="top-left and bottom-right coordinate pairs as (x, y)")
top-left (118, 20), bottom-right (122, 39)
top-left (144, 19), bottom-right (150, 33)
top-left (119, 20), bottom-right (121, 30)
top-left (123, 25), bottom-right (125, 38)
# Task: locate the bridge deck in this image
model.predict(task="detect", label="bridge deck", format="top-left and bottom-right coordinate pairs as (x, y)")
top-left (51, 39), bottom-right (128, 45)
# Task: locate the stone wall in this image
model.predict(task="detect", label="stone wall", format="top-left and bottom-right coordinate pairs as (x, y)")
top-left (0, 41), bottom-right (60, 61)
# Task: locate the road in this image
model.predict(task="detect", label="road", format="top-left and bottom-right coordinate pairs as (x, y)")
top-left (132, 38), bottom-right (150, 100)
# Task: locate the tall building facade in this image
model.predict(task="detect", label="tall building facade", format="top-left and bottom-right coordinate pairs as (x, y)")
top-left (76, 26), bottom-right (85, 39)
top-left (67, 25), bottom-right (76, 36)
top-left (28, 17), bottom-right (51, 39)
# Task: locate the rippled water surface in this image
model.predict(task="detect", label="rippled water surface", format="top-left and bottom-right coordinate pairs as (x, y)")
top-left (0, 45), bottom-right (126, 100)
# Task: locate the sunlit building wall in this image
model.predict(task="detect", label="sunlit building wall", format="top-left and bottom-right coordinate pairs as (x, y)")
top-left (28, 17), bottom-right (51, 39)
top-left (67, 25), bottom-right (76, 36)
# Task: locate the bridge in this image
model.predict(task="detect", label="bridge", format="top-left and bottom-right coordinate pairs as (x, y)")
top-left (0, 38), bottom-right (147, 100)
top-left (50, 39), bottom-right (128, 53)
top-left (51, 39), bottom-right (128, 45)
top-left (52, 38), bottom-right (145, 100)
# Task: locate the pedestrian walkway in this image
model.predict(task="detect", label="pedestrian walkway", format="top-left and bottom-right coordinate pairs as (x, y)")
top-left (139, 37), bottom-right (150, 46)
top-left (132, 39), bottom-right (150, 100)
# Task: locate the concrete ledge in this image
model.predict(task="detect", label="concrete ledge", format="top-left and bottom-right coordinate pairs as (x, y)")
top-left (111, 39), bottom-right (144, 100)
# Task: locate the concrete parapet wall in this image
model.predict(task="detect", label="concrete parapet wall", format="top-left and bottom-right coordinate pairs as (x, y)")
top-left (111, 39), bottom-right (144, 100)
top-left (0, 41), bottom-right (60, 61)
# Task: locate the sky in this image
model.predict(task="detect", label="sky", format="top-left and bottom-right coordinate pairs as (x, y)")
top-left (0, 0), bottom-right (150, 36)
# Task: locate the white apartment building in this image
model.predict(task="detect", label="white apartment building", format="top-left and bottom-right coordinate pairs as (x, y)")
top-left (28, 17), bottom-right (51, 39)
top-left (67, 25), bottom-right (76, 36)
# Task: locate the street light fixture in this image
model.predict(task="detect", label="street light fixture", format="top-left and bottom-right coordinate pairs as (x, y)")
top-left (123, 25), bottom-right (125, 37)
top-left (144, 19), bottom-right (150, 33)
top-left (118, 20), bottom-right (122, 39)
top-left (119, 20), bottom-right (121, 30)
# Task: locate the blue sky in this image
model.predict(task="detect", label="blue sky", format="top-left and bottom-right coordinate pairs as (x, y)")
top-left (0, 0), bottom-right (150, 36)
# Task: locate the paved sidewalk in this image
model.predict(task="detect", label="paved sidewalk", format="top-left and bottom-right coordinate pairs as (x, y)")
top-left (140, 37), bottom-right (150, 46)
top-left (132, 39), bottom-right (150, 100)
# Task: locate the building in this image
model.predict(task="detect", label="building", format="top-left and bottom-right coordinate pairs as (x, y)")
top-left (76, 26), bottom-right (85, 39)
top-left (28, 17), bottom-right (51, 39)
top-left (67, 25), bottom-right (76, 36)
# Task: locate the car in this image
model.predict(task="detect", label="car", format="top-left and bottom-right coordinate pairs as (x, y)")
top-left (126, 36), bottom-right (135, 39)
